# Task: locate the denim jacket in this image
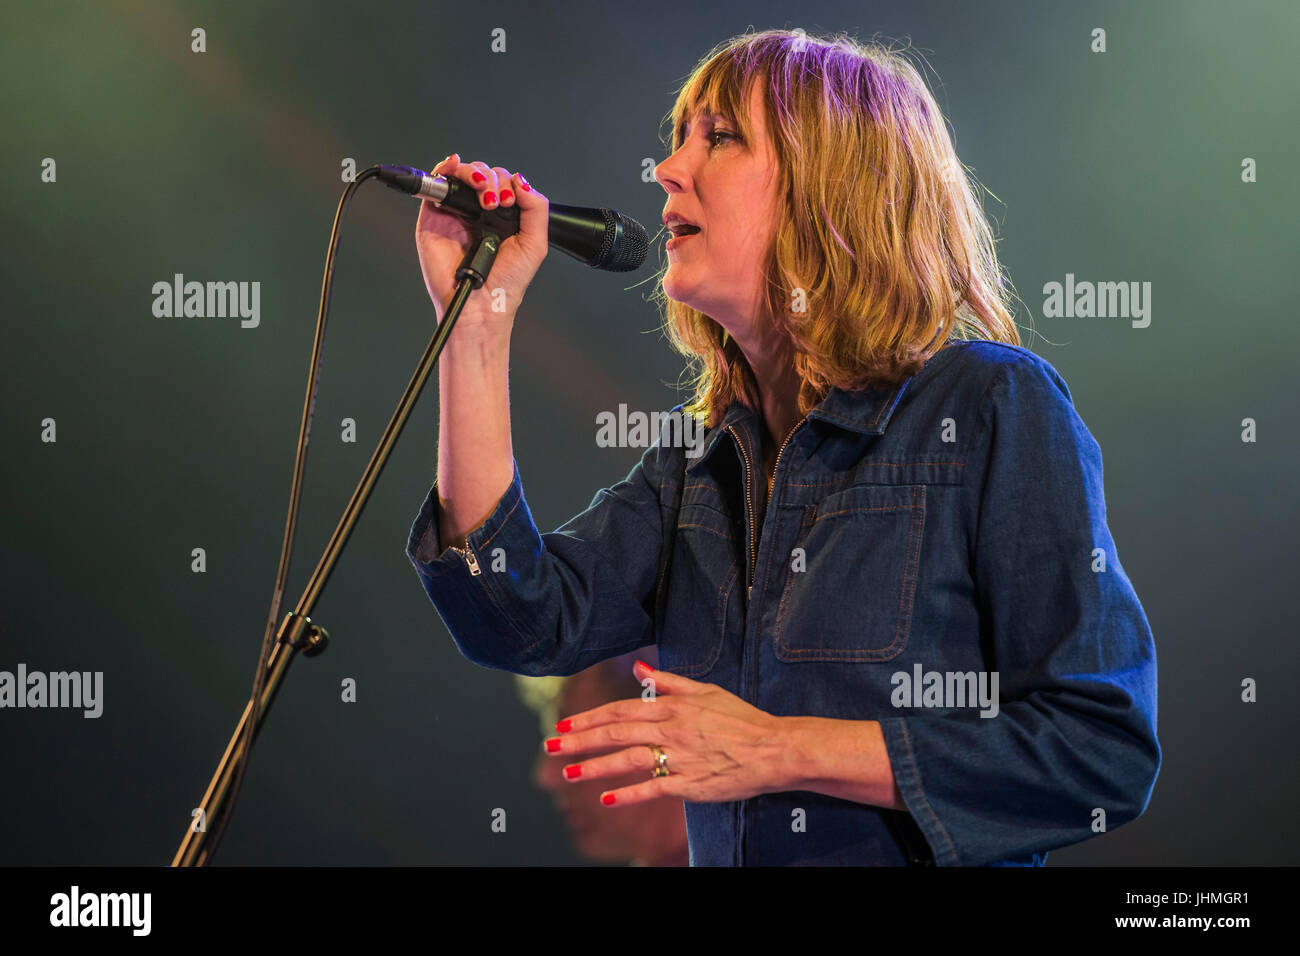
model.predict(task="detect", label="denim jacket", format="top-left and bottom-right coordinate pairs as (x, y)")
top-left (405, 339), bottom-right (1161, 866)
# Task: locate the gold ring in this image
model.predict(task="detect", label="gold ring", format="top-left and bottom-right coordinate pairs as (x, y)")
top-left (648, 744), bottom-right (670, 777)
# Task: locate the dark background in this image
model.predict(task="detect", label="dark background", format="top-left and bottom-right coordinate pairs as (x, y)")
top-left (1, 0), bottom-right (1296, 865)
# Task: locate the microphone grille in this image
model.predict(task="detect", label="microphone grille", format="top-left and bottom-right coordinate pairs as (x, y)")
top-left (597, 209), bottom-right (649, 273)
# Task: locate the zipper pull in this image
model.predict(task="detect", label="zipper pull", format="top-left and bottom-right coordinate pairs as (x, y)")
top-left (463, 546), bottom-right (482, 576)
top-left (747, 584), bottom-right (752, 601)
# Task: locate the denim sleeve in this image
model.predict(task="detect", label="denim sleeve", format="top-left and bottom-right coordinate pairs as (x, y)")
top-left (878, 355), bottom-right (1161, 866)
top-left (404, 443), bottom-right (670, 677)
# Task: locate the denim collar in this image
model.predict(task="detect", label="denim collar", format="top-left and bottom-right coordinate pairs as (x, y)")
top-left (685, 378), bottom-right (911, 474)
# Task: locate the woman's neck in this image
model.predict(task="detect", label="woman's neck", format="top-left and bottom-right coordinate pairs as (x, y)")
top-left (732, 323), bottom-right (804, 448)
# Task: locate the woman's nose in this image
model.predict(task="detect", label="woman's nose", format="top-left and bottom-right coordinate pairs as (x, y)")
top-left (655, 150), bottom-right (688, 192)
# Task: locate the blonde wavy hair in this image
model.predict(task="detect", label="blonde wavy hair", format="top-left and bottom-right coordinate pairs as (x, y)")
top-left (653, 29), bottom-right (1022, 426)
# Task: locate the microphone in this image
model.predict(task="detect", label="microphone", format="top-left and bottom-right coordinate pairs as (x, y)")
top-left (377, 164), bottom-right (648, 273)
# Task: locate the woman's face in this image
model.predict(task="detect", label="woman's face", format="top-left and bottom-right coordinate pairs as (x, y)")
top-left (656, 81), bottom-right (781, 341)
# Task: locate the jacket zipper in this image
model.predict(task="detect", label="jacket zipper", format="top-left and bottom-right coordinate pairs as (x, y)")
top-left (728, 417), bottom-right (804, 869)
top-left (771, 419), bottom-right (805, 492)
top-left (729, 419), bottom-right (805, 601)
top-left (727, 425), bottom-right (757, 600)
top-left (452, 542), bottom-right (482, 576)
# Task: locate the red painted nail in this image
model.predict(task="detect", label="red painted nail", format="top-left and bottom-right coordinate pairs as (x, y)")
top-left (500, 189), bottom-right (513, 203)
top-left (555, 719), bottom-right (572, 733)
top-left (564, 764), bottom-right (582, 780)
top-left (483, 191), bottom-right (496, 206)
top-left (520, 182), bottom-right (531, 192)
top-left (636, 660), bottom-right (654, 672)
top-left (545, 738), bottom-right (561, 753)
top-left (471, 171), bottom-right (486, 183)
top-left (601, 793), bottom-right (616, 806)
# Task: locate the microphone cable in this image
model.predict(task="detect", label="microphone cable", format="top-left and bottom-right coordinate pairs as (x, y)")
top-left (198, 165), bottom-right (380, 864)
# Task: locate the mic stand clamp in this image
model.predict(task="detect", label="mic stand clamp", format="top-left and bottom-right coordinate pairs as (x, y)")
top-left (276, 612), bottom-right (329, 657)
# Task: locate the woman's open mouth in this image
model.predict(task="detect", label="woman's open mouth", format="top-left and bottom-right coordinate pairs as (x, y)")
top-left (666, 225), bottom-right (701, 250)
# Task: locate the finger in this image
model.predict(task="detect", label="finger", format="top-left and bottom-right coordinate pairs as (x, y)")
top-left (490, 165), bottom-right (515, 206)
top-left (434, 153), bottom-right (485, 190)
top-left (598, 776), bottom-right (678, 808)
top-left (551, 662), bottom-right (709, 735)
top-left (553, 696), bottom-right (671, 737)
top-left (419, 153), bottom-right (462, 222)
top-left (632, 659), bottom-right (710, 696)
top-left (464, 160), bottom-right (500, 209)
top-left (543, 720), bottom-right (666, 758)
top-left (563, 744), bottom-right (665, 783)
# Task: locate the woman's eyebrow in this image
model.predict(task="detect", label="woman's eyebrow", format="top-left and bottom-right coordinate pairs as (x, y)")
top-left (679, 110), bottom-right (726, 139)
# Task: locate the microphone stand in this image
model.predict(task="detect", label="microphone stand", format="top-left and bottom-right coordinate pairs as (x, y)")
top-left (172, 215), bottom-right (503, 866)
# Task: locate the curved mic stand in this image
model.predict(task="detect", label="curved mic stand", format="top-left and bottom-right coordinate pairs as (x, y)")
top-left (172, 199), bottom-right (503, 866)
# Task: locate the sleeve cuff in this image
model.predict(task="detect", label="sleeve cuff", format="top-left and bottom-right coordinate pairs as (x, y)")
top-left (404, 459), bottom-right (543, 657)
top-left (879, 716), bottom-right (962, 866)
top-left (406, 459), bottom-right (526, 572)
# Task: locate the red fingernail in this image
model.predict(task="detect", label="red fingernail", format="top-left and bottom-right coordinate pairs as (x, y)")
top-left (564, 764), bottom-right (582, 780)
top-left (520, 182), bottom-right (531, 192)
top-left (518, 174), bottom-right (531, 190)
top-left (483, 191), bottom-right (497, 206)
top-left (500, 189), bottom-right (513, 203)
top-left (471, 171), bottom-right (486, 183)
top-left (636, 660), bottom-right (654, 672)
top-left (555, 719), bottom-right (572, 733)
top-left (545, 738), bottom-right (561, 753)
top-left (601, 793), bottom-right (616, 806)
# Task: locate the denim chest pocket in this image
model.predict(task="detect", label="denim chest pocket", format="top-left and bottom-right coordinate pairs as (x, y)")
top-left (657, 499), bottom-right (741, 677)
top-left (774, 483), bottom-right (926, 663)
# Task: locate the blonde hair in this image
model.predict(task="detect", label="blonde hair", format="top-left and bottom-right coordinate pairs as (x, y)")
top-left (654, 29), bottom-right (1022, 427)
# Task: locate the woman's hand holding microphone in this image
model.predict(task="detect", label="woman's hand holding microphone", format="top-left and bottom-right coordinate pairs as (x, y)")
top-left (414, 153), bottom-right (549, 340)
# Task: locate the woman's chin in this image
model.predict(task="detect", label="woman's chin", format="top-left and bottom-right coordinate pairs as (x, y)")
top-left (661, 275), bottom-right (701, 311)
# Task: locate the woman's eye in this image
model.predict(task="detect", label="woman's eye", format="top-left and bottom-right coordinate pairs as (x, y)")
top-left (709, 129), bottom-right (737, 148)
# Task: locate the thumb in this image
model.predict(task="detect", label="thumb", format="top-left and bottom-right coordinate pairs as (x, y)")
top-left (509, 170), bottom-right (549, 259)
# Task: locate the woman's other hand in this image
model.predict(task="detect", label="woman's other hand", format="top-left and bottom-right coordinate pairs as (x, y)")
top-left (543, 661), bottom-right (797, 806)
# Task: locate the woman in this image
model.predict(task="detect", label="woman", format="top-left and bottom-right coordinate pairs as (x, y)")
top-left (405, 29), bottom-right (1160, 866)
